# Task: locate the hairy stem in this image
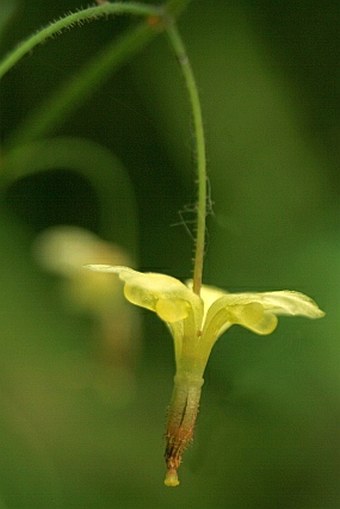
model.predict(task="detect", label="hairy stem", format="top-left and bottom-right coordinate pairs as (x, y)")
top-left (0, 2), bottom-right (161, 80)
top-left (165, 21), bottom-right (207, 296)
top-left (164, 373), bottom-right (204, 486)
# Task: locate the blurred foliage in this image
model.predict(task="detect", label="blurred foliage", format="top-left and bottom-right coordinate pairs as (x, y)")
top-left (0, 1), bottom-right (339, 508)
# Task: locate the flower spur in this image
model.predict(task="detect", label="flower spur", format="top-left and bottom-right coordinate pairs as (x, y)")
top-left (86, 264), bottom-right (325, 486)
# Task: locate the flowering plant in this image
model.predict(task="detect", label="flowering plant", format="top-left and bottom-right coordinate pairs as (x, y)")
top-left (0, 0), bottom-right (325, 492)
top-left (85, 5), bottom-right (325, 486)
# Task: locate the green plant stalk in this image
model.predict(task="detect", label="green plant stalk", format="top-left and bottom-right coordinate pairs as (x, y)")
top-left (165, 21), bottom-right (207, 296)
top-left (0, 2), bottom-right (161, 80)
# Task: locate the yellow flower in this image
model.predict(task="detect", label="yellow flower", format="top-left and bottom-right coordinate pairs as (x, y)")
top-left (86, 264), bottom-right (325, 486)
top-left (86, 264), bottom-right (324, 369)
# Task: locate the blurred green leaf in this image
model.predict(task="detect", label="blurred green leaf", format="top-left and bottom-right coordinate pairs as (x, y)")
top-left (0, 0), bottom-right (17, 41)
top-left (1, 138), bottom-right (138, 257)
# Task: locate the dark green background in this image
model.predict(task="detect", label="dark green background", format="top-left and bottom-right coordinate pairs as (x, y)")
top-left (0, 1), bottom-right (339, 508)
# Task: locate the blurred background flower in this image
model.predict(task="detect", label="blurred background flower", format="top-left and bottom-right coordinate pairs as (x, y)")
top-left (34, 225), bottom-right (140, 405)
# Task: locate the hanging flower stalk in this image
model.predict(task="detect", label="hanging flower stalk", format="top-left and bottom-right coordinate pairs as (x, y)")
top-left (86, 14), bottom-right (325, 487)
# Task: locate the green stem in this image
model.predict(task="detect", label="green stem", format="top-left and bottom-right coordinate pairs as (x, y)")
top-left (0, 2), bottom-right (161, 80)
top-left (165, 21), bottom-right (207, 296)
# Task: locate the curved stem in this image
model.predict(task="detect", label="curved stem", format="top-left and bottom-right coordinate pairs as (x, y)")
top-left (0, 2), bottom-right (161, 80)
top-left (165, 21), bottom-right (207, 296)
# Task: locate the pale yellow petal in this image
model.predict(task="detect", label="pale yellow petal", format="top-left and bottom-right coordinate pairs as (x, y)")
top-left (155, 298), bottom-right (189, 322)
top-left (86, 265), bottom-right (203, 325)
top-left (202, 301), bottom-right (277, 349)
top-left (201, 286), bottom-right (324, 347)
top-left (250, 290), bottom-right (325, 318)
top-left (202, 288), bottom-right (324, 328)
top-left (229, 303), bottom-right (278, 335)
top-left (190, 282), bottom-right (227, 323)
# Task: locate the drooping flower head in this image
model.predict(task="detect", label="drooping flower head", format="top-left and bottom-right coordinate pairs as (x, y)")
top-left (86, 264), bottom-right (325, 485)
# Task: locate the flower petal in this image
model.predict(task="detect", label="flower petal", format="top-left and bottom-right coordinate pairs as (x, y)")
top-left (155, 298), bottom-right (189, 322)
top-left (249, 290), bottom-right (325, 318)
top-left (187, 282), bottom-right (226, 323)
top-left (203, 289), bottom-right (324, 321)
top-left (201, 285), bottom-right (324, 347)
top-left (228, 302), bottom-right (278, 335)
top-left (85, 265), bottom-right (202, 324)
top-left (202, 301), bottom-right (278, 347)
